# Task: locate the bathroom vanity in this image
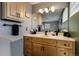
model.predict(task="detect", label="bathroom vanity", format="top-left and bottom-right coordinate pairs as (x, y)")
top-left (23, 34), bottom-right (75, 56)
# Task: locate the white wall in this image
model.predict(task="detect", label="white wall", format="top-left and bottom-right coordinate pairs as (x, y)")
top-left (0, 20), bottom-right (21, 36)
top-left (0, 39), bottom-right (11, 56)
top-left (21, 17), bottom-right (32, 35)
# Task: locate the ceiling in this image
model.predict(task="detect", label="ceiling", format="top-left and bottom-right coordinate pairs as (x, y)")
top-left (32, 2), bottom-right (68, 22)
top-left (29, 2), bottom-right (40, 5)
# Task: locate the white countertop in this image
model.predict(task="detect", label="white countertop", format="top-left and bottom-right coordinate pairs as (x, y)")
top-left (24, 34), bottom-right (75, 42)
top-left (0, 35), bottom-right (23, 42)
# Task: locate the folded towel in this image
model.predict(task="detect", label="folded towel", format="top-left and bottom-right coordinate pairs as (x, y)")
top-left (12, 24), bottom-right (19, 35)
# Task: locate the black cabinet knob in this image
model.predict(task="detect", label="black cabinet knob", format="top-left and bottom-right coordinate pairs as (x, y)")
top-left (64, 44), bottom-right (66, 46)
top-left (64, 52), bottom-right (66, 55)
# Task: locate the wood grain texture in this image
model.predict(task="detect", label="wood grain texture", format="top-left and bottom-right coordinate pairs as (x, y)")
top-left (23, 36), bottom-right (75, 56)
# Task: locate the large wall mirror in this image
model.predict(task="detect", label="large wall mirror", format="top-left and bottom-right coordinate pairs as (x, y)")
top-left (32, 2), bottom-right (69, 32)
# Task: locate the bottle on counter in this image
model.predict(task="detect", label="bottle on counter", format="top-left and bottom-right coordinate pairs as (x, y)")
top-left (45, 30), bottom-right (48, 35)
top-left (54, 31), bottom-right (58, 36)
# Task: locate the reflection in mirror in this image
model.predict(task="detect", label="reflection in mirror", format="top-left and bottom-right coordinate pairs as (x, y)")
top-left (32, 2), bottom-right (69, 33)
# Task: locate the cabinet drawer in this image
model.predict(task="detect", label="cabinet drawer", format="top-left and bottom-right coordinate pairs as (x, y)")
top-left (57, 48), bottom-right (72, 56)
top-left (32, 38), bottom-right (56, 46)
top-left (57, 40), bottom-right (72, 49)
top-left (44, 39), bottom-right (56, 46)
top-left (32, 37), bottom-right (41, 43)
top-left (24, 36), bottom-right (31, 41)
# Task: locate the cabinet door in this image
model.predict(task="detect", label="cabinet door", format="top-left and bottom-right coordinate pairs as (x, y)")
top-left (16, 2), bottom-right (26, 22)
top-left (7, 2), bottom-right (17, 18)
top-left (24, 41), bottom-right (31, 56)
top-left (16, 2), bottom-right (20, 18)
top-left (24, 37), bottom-right (32, 56)
top-left (24, 37), bottom-right (32, 49)
top-left (45, 45), bottom-right (57, 56)
top-left (24, 49), bottom-right (32, 56)
top-left (9, 2), bottom-right (17, 17)
top-left (32, 43), bottom-right (43, 56)
top-left (20, 3), bottom-right (26, 19)
top-left (2, 2), bottom-right (19, 21)
top-left (2, 2), bottom-right (25, 22)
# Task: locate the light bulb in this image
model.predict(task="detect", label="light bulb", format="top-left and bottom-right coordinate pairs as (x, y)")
top-left (38, 9), bottom-right (43, 14)
top-left (50, 6), bottom-right (55, 12)
top-left (44, 8), bottom-right (49, 13)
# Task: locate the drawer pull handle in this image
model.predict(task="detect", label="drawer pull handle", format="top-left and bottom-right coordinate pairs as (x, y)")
top-left (64, 44), bottom-right (66, 46)
top-left (64, 52), bottom-right (66, 55)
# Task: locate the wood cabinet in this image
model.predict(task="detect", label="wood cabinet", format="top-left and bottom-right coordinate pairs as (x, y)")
top-left (17, 2), bottom-right (26, 19)
top-left (1, 2), bottom-right (27, 22)
top-left (57, 48), bottom-right (72, 56)
top-left (44, 45), bottom-right (56, 56)
top-left (57, 40), bottom-right (73, 49)
top-left (32, 43), bottom-right (43, 56)
top-left (57, 40), bottom-right (75, 56)
top-left (32, 44), bottom-right (56, 56)
top-left (9, 2), bottom-right (17, 17)
top-left (23, 36), bottom-right (75, 56)
top-left (23, 37), bottom-right (32, 56)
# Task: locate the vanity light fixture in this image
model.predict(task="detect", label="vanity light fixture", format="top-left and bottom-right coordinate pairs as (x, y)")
top-left (44, 8), bottom-right (49, 13)
top-left (38, 9), bottom-right (43, 14)
top-left (38, 6), bottom-right (55, 14)
top-left (50, 6), bottom-right (55, 12)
